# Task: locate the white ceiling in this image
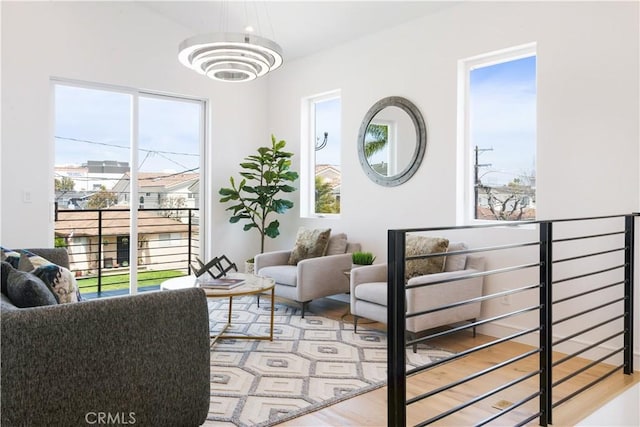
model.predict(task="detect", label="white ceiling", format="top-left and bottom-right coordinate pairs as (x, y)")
top-left (140, 1), bottom-right (459, 60)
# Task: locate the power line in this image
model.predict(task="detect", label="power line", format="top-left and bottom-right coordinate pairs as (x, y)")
top-left (55, 136), bottom-right (199, 157)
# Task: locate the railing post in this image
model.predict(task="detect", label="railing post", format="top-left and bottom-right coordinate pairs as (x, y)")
top-left (97, 210), bottom-right (103, 295)
top-left (387, 229), bottom-right (406, 427)
top-left (624, 215), bottom-right (635, 374)
top-left (539, 221), bottom-right (553, 426)
top-left (188, 208), bottom-right (193, 274)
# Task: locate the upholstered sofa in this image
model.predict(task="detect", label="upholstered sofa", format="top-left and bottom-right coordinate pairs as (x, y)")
top-left (255, 233), bottom-right (361, 317)
top-left (1, 248), bottom-right (211, 426)
top-left (350, 242), bottom-right (485, 345)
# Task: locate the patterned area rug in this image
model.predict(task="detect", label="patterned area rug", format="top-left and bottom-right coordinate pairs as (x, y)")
top-left (204, 296), bottom-right (453, 427)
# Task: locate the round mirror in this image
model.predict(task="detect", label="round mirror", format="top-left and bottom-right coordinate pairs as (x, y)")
top-left (357, 96), bottom-right (427, 186)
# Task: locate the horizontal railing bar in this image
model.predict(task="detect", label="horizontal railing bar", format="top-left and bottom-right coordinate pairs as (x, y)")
top-left (553, 280), bottom-right (625, 304)
top-left (553, 331), bottom-right (625, 367)
top-left (405, 241), bottom-right (541, 261)
top-left (552, 364), bottom-right (624, 408)
top-left (554, 247), bottom-right (625, 264)
top-left (553, 297), bottom-right (626, 325)
top-left (553, 264), bottom-right (625, 285)
top-left (407, 327), bottom-right (541, 377)
top-left (553, 314), bottom-right (625, 346)
top-left (553, 346), bottom-right (624, 388)
top-left (408, 306), bottom-right (540, 348)
top-left (408, 283), bottom-right (541, 318)
top-left (415, 369), bottom-right (541, 427)
top-left (552, 230), bottom-right (625, 244)
top-left (408, 348), bottom-right (541, 405)
top-left (475, 390), bottom-right (542, 427)
top-left (406, 263), bottom-right (541, 290)
top-left (516, 411), bottom-right (544, 427)
top-left (391, 214), bottom-right (633, 235)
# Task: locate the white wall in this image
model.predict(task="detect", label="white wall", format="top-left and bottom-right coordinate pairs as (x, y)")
top-left (0, 1), bottom-right (269, 265)
top-left (266, 1), bottom-right (639, 364)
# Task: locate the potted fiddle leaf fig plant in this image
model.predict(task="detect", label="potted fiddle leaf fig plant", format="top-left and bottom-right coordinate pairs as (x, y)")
top-left (219, 135), bottom-right (299, 271)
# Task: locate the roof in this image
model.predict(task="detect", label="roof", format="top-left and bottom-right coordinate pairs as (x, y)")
top-left (116, 172), bottom-right (199, 190)
top-left (55, 210), bottom-right (194, 237)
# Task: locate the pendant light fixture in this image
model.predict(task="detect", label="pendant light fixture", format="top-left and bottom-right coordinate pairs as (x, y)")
top-left (178, 3), bottom-right (283, 83)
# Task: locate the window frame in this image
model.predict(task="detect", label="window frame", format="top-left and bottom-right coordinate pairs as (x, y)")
top-left (300, 89), bottom-right (342, 218)
top-left (457, 43), bottom-right (537, 225)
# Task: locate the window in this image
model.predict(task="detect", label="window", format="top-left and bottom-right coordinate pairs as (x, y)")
top-left (53, 80), bottom-right (205, 294)
top-left (301, 91), bottom-right (341, 217)
top-left (460, 44), bottom-right (537, 222)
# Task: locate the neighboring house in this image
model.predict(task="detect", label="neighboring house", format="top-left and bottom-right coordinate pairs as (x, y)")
top-left (55, 209), bottom-right (198, 275)
top-left (55, 161), bottom-right (131, 209)
top-left (111, 172), bottom-right (199, 210)
top-left (316, 164), bottom-right (341, 199)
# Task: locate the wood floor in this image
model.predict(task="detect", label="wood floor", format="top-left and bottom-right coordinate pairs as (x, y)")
top-left (273, 298), bottom-right (639, 427)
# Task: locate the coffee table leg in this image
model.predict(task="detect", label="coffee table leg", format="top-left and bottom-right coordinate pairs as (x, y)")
top-left (269, 288), bottom-right (275, 341)
top-left (228, 296), bottom-right (233, 324)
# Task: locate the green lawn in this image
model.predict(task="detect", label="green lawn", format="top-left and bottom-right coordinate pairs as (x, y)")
top-left (77, 270), bottom-right (186, 293)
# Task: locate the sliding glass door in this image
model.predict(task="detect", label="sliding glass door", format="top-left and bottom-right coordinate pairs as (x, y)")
top-left (53, 80), bottom-right (205, 297)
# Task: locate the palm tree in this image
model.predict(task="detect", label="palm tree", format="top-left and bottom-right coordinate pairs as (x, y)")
top-left (364, 123), bottom-right (388, 158)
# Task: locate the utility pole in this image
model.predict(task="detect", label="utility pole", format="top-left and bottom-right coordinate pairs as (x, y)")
top-left (474, 146), bottom-right (492, 217)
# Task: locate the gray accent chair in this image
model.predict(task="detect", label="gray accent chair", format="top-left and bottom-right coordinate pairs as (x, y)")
top-left (1, 248), bottom-right (211, 426)
top-left (255, 239), bottom-right (361, 317)
top-left (350, 243), bottom-right (485, 349)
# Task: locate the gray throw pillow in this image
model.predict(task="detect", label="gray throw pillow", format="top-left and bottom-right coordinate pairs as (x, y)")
top-left (1, 260), bottom-right (12, 295)
top-left (6, 268), bottom-right (58, 308)
top-left (325, 233), bottom-right (348, 255)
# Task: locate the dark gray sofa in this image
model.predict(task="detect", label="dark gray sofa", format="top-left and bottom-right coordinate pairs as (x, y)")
top-left (1, 248), bottom-right (210, 426)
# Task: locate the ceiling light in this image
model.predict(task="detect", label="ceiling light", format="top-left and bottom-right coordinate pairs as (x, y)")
top-left (178, 32), bottom-right (283, 83)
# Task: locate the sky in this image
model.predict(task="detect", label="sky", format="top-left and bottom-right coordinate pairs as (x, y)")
top-left (313, 97), bottom-right (341, 167)
top-left (470, 55), bottom-right (537, 186)
top-left (54, 84), bottom-right (201, 174)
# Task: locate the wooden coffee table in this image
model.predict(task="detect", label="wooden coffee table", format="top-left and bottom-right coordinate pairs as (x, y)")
top-left (161, 273), bottom-right (275, 345)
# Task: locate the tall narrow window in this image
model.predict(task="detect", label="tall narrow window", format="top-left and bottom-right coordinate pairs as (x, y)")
top-left (461, 44), bottom-right (537, 222)
top-left (302, 91), bottom-right (341, 217)
top-left (53, 81), bottom-right (204, 297)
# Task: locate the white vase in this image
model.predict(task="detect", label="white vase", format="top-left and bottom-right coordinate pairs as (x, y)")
top-left (245, 260), bottom-right (255, 274)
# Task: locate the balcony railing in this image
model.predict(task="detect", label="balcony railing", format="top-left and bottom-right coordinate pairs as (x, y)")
top-left (387, 213), bottom-right (637, 426)
top-left (55, 207), bottom-right (199, 298)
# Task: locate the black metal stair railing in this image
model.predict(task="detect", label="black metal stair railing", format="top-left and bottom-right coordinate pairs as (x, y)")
top-left (387, 213), bottom-right (637, 427)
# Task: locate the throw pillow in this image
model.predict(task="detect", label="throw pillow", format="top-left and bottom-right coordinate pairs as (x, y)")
top-left (6, 267), bottom-right (58, 308)
top-left (1, 260), bottom-right (13, 295)
top-left (0, 246), bottom-right (21, 269)
top-left (288, 227), bottom-right (332, 265)
top-left (405, 235), bottom-right (449, 281)
top-left (325, 233), bottom-right (348, 256)
top-left (444, 242), bottom-right (468, 272)
top-left (32, 264), bottom-right (81, 304)
top-left (17, 249), bottom-right (82, 303)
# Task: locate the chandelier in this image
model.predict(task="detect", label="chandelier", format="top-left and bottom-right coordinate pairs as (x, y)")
top-left (178, 32), bottom-right (283, 83)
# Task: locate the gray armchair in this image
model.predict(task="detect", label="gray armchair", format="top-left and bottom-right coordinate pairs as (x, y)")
top-left (255, 234), bottom-right (361, 317)
top-left (350, 242), bottom-right (485, 348)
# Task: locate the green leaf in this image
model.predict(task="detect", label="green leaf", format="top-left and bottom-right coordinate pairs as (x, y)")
top-left (278, 185), bottom-right (296, 193)
top-left (240, 162), bottom-right (260, 171)
top-left (243, 223), bottom-right (257, 231)
top-left (263, 170), bottom-right (277, 183)
top-left (264, 220), bottom-right (280, 238)
top-left (272, 199), bottom-right (294, 213)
